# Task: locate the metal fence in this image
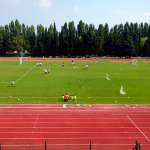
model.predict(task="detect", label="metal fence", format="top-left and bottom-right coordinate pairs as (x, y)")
top-left (0, 140), bottom-right (142, 150)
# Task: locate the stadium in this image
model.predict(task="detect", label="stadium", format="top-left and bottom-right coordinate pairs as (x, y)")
top-left (0, 57), bottom-right (148, 149)
top-left (0, 0), bottom-right (150, 149)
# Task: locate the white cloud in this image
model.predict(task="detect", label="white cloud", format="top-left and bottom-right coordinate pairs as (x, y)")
top-left (35, 0), bottom-right (52, 8)
top-left (144, 11), bottom-right (150, 17)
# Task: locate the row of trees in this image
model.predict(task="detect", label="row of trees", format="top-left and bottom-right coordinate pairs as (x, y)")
top-left (0, 19), bottom-right (150, 57)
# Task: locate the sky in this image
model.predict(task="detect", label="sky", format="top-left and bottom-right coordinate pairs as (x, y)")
top-left (0, 0), bottom-right (150, 30)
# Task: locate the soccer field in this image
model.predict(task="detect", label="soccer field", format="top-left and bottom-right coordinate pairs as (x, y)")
top-left (0, 59), bottom-right (150, 104)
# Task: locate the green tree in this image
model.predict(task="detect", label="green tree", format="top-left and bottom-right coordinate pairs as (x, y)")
top-left (142, 38), bottom-right (150, 56)
top-left (68, 21), bottom-right (76, 56)
top-left (36, 25), bottom-right (45, 56)
top-left (95, 24), bottom-right (104, 56)
top-left (0, 27), bottom-right (5, 55)
top-left (59, 22), bottom-right (69, 56)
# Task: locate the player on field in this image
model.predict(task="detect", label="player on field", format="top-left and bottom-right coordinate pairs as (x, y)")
top-left (63, 93), bottom-right (70, 102)
top-left (44, 69), bottom-right (49, 74)
top-left (10, 81), bottom-right (15, 87)
top-left (62, 62), bottom-right (65, 67)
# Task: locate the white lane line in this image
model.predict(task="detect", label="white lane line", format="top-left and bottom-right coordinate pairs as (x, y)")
top-left (0, 117), bottom-right (133, 119)
top-left (127, 115), bottom-right (150, 142)
top-left (0, 132), bottom-right (142, 134)
top-left (0, 81), bottom-right (9, 84)
top-left (3, 144), bottom-right (150, 146)
top-left (31, 114), bottom-right (39, 136)
top-left (0, 121), bottom-right (135, 123)
top-left (1, 114), bottom-right (150, 117)
top-left (0, 106), bottom-right (150, 109)
top-left (0, 118), bottom-right (150, 122)
top-left (0, 118), bottom-right (149, 121)
top-left (0, 137), bottom-right (146, 140)
top-left (0, 127), bottom-right (142, 129)
top-left (1, 120), bottom-right (148, 123)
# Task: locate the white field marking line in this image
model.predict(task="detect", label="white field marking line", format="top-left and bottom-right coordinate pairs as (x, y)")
top-left (0, 106), bottom-right (150, 110)
top-left (0, 96), bottom-right (59, 99)
top-left (0, 106), bottom-right (134, 108)
top-left (0, 81), bottom-right (9, 84)
top-left (0, 107), bottom-right (139, 112)
top-left (0, 106), bottom-right (149, 109)
top-left (15, 64), bottom-right (37, 83)
top-left (0, 105), bottom-right (149, 109)
top-left (0, 108), bottom-right (131, 110)
top-left (0, 105), bottom-right (132, 109)
top-left (0, 96), bottom-right (149, 99)
top-left (1, 109), bottom-right (150, 112)
top-left (0, 104), bottom-right (149, 106)
top-left (127, 115), bottom-right (150, 142)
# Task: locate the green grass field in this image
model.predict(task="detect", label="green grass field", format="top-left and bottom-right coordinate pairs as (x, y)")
top-left (0, 60), bottom-right (150, 104)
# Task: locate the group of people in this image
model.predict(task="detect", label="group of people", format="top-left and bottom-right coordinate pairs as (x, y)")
top-left (62, 93), bottom-right (77, 102)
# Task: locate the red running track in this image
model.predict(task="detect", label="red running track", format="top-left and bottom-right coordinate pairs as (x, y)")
top-left (0, 104), bottom-right (150, 150)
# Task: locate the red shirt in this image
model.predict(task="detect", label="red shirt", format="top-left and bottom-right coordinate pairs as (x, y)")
top-left (64, 95), bottom-right (69, 100)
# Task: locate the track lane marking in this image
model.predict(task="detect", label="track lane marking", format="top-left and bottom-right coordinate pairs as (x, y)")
top-left (0, 127), bottom-right (143, 128)
top-left (2, 144), bottom-right (150, 146)
top-left (0, 132), bottom-right (143, 133)
top-left (0, 137), bottom-right (147, 139)
top-left (31, 114), bottom-right (40, 137)
top-left (127, 115), bottom-right (150, 143)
